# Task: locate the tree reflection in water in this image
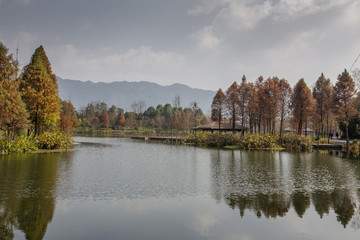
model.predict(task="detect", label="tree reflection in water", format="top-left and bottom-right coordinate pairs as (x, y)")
top-left (210, 149), bottom-right (360, 228)
top-left (0, 152), bottom-right (73, 240)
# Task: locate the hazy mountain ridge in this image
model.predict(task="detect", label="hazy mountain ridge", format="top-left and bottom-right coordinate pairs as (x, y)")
top-left (57, 77), bottom-right (215, 112)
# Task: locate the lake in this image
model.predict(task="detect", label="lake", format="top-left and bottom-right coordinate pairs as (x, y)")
top-left (1, 137), bottom-right (360, 240)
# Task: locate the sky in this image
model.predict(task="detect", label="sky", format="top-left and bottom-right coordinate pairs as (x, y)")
top-left (0, 0), bottom-right (359, 91)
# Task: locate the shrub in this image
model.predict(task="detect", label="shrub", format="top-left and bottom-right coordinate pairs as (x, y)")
top-left (184, 132), bottom-right (313, 151)
top-left (0, 134), bottom-right (37, 154)
top-left (37, 131), bottom-right (73, 150)
top-left (281, 134), bottom-right (313, 151)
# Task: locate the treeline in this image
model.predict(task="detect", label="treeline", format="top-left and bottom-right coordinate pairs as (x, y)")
top-left (0, 42), bottom-right (76, 152)
top-left (211, 71), bottom-right (358, 146)
top-left (76, 100), bottom-right (208, 130)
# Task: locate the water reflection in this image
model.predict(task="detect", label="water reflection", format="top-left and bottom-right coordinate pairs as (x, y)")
top-left (0, 152), bottom-right (73, 240)
top-left (210, 150), bottom-right (360, 228)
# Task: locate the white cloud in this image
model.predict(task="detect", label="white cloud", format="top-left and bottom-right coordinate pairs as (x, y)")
top-left (192, 26), bottom-right (222, 50)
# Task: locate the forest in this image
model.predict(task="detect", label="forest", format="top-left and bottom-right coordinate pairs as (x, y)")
top-left (209, 70), bottom-right (360, 147)
top-left (75, 99), bottom-right (208, 134)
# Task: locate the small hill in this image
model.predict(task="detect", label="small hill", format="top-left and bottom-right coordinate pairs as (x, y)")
top-left (57, 77), bottom-right (215, 113)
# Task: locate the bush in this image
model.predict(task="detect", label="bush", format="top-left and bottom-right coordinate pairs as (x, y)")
top-left (183, 132), bottom-right (313, 151)
top-left (183, 132), bottom-right (241, 147)
top-left (281, 134), bottom-right (313, 151)
top-left (37, 131), bottom-right (73, 150)
top-left (0, 134), bottom-right (38, 154)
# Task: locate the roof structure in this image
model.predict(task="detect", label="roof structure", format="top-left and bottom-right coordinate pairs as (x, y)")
top-left (193, 121), bottom-right (246, 132)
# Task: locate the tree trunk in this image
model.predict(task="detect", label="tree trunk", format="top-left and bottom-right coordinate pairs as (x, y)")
top-left (298, 117), bottom-right (303, 135)
top-left (280, 114), bottom-right (284, 144)
top-left (232, 108), bottom-right (236, 133)
top-left (346, 124), bottom-right (350, 151)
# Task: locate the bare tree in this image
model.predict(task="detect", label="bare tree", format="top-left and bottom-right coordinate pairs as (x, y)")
top-left (173, 95), bottom-right (181, 108)
top-left (131, 100), bottom-right (146, 114)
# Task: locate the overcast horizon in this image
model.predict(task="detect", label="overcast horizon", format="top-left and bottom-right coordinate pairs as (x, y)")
top-left (1, 0), bottom-right (359, 91)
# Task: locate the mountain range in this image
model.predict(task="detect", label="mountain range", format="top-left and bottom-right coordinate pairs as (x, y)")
top-left (57, 77), bottom-right (216, 113)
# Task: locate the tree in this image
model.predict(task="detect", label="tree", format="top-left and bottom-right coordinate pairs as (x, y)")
top-left (255, 76), bottom-right (265, 133)
top-left (116, 110), bottom-right (125, 127)
top-left (246, 83), bottom-right (257, 133)
top-left (131, 100), bottom-right (146, 115)
top-left (191, 101), bottom-right (200, 127)
top-left (225, 81), bottom-right (239, 132)
top-left (59, 100), bottom-right (78, 134)
top-left (211, 89), bottom-right (226, 129)
top-left (352, 68), bottom-right (360, 90)
top-left (313, 73), bottom-right (333, 137)
top-left (99, 110), bottom-right (110, 128)
top-left (0, 42), bottom-right (29, 136)
top-left (263, 77), bottom-right (280, 133)
top-left (291, 79), bottom-right (314, 135)
top-left (238, 75), bottom-right (251, 130)
top-left (334, 69), bottom-right (357, 149)
top-left (278, 78), bottom-right (292, 140)
top-left (173, 95), bottom-right (181, 108)
top-left (20, 46), bottom-right (60, 135)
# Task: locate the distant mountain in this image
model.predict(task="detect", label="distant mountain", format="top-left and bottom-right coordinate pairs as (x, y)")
top-left (57, 77), bottom-right (215, 113)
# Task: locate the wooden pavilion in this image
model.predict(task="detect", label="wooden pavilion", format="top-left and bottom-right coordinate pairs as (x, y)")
top-left (193, 121), bottom-right (247, 133)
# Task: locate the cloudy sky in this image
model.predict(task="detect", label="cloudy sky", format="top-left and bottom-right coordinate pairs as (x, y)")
top-left (0, 0), bottom-right (359, 90)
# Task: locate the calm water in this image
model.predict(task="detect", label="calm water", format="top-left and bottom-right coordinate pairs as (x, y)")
top-left (1, 137), bottom-right (360, 240)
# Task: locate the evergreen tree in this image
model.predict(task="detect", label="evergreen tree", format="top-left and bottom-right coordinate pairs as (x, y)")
top-left (20, 46), bottom-right (60, 135)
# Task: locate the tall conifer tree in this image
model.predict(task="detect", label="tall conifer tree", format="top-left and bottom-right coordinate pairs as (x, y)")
top-left (20, 45), bottom-right (60, 135)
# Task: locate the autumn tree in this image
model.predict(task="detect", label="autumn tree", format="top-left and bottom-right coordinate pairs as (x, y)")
top-left (59, 100), bottom-right (78, 134)
top-left (263, 77), bottom-right (280, 133)
top-left (226, 81), bottom-right (239, 132)
top-left (99, 110), bottom-right (110, 128)
top-left (116, 110), bottom-right (126, 127)
top-left (0, 42), bottom-right (29, 136)
top-left (334, 69), bottom-right (357, 149)
top-left (255, 76), bottom-right (265, 133)
top-left (278, 78), bottom-right (292, 139)
top-left (238, 75), bottom-right (251, 130)
top-left (20, 46), bottom-right (60, 135)
top-left (313, 73), bottom-right (333, 137)
top-left (246, 83), bottom-right (257, 133)
top-left (291, 79), bottom-right (314, 135)
top-left (211, 89), bottom-right (226, 129)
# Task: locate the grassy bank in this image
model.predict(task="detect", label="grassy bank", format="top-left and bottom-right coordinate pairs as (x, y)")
top-left (0, 131), bottom-right (73, 154)
top-left (183, 132), bottom-right (313, 151)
